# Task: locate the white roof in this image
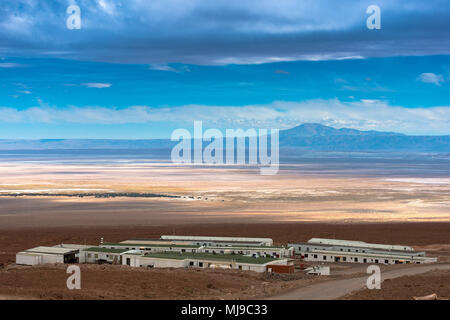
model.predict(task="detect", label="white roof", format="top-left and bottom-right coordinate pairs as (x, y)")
top-left (53, 244), bottom-right (94, 249)
top-left (25, 246), bottom-right (78, 255)
top-left (17, 251), bottom-right (43, 256)
top-left (161, 235), bottom-right (273, 244)
top-left (307, 238), bottom-right (413, 251)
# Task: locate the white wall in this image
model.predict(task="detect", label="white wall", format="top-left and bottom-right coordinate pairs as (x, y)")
top-left (16, 253), bottom-right (41, 266)
top-left (302, 252), bottom-right (426, 265)
top-left (16, 253), bottom-right (63, 265)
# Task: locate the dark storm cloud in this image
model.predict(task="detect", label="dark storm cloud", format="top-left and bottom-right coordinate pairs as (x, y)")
top-left (0, 0), bottom-right (449, 65)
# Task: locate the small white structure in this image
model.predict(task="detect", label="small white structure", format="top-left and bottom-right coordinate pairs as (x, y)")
top-left (83, 247), bottom-right (129, 264)
top-left (16, 246), bottom-right (79, 266)
top-left (53, 244), bottom-right (94, 263)
top-left (305, 265), bottom-right (330, 276)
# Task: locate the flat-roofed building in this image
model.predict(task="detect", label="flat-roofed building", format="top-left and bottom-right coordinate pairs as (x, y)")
top-left (199, 245), bottom-right (294, 258)
top-left (307, 238), bottom-right (414, 252)
top-left (289, 238), bottom-right (437, 265)
top-left (16, 246), bottom-right (79, 266)
top-left (160, 235), bottom-right (273, 247)
top-left (83, 247), bottom-right (129, 264)
top-left (120, 239), bottom-right (189, 246)
top-left (301, 249), bottom-right (437, 265)
top-left (53, 244), bottom-right (94, 263)
top-left (122, 251), bottom-right (289, 273)
top-left (100, 242), bottom-right (201, 254)
top-left (107, 240), bottom-right (292, 258)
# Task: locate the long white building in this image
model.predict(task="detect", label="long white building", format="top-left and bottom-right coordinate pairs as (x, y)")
top-left (289, 238), bottom-right (437, 265)
top-left (101, 241), bottom-right (293, 258)
top-left (121, 251), bottom-right (289, 273)
top-left (307, 238), bottom-right (414, 252)
top-left (160, 235), bottom-right (273, 247)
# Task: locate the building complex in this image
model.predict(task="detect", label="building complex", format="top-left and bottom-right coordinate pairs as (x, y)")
top-left (15, 235), bottom-right (437, 273)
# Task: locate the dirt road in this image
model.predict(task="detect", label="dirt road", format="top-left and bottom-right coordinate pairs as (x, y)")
top-left (267, 263), bottom-right (450, 300)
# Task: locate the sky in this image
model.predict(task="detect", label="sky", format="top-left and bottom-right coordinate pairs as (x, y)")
top-left (0, 0), bottom-right (449, 138)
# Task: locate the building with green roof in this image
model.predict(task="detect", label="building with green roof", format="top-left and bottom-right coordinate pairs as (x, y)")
top-left (121, 251), bottom-right (290, 273)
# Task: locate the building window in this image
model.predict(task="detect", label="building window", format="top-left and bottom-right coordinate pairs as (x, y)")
top-left (189, 261), bottom-right (194, 266)
top-left (375, 259), bottom-right (379, 263)
top-left (305, 254), bottom-right (308, 258)
top-left (343, 257), bottom-right (346, 262)
top-left (385, 260), bottom-right (388, 264)
top-left (313, 254), bottom-right (318, 259)
top-left (354, 258), bottom-right (358, 262)
top-left (87, 254), bottom-right (91, 258)
top-left (199, 262), bottom-right (203, 267)
top-left (94, 254), bottom-right (98, 259)
top-left (323, 256), bottom-right (327, 260)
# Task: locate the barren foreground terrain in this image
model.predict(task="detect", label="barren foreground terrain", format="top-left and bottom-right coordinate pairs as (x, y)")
top-left (341, 269), bottom-right (450, 300)
top-left (0, 223), bottom-right (449, 300)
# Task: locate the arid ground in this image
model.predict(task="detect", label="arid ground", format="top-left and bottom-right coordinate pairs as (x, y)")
top-left (0, 159), bottom-right (449, 299)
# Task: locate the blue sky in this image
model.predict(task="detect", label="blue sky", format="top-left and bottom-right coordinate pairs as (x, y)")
top-left (0, 1), bottom-right (449, 138)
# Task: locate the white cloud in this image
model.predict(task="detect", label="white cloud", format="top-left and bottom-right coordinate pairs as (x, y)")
top-left (149, 64), bottom-right (191, 73)
top-left (80, 83), bottom-right (112, 88)
top-left (97, 0), bottom-right (118, 16)
top-left (0, 99), bottom-right (449, 135)
top-left (417, 73), bottom-right (444, 86)
top-left (0, 63), bottom-right (27, 68)
top-left (212, 54), bottom-right (364, 65)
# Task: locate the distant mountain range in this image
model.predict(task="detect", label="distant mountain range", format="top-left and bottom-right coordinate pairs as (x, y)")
top-left (279, 124), bottom-right (449, 153)
top-left (0, 124), bottom-right (448, 153)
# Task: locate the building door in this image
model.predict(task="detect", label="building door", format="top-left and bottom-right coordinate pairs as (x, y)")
top-left (126, 258), bottom-right (131, 266)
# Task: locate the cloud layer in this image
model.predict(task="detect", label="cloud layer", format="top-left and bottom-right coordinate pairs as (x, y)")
top-left (0, 0), bottom-right (449, 65)
top-left (1, 99), bottom-right (449, 135)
